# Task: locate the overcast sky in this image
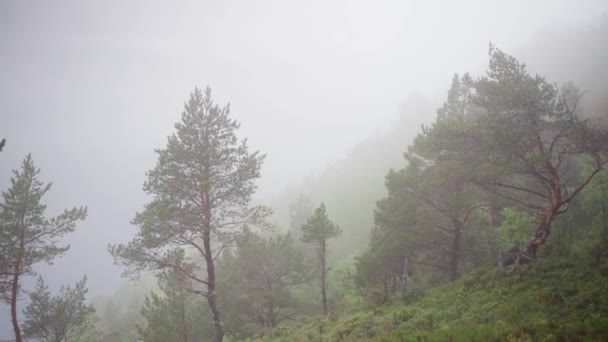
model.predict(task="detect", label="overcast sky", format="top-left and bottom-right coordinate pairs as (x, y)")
top-left (1, 0), bottom-right (606, 308)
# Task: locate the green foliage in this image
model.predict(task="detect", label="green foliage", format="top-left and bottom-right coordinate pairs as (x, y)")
top-left (301, 203), bottom-right (342, 245)
top-left (0, 154), bottom-right (87, 341)
top-left (219, 230), bottom-right (310, 337)
top-left (250, 257), bottom-right (608, 341)
top-left (301, 203), bottom-right (341, 315)
top-left (328, 256), bottom-right (366, 316)
top-left (570, 167), bottom-right (608, 261)
top-left (497, 208), bottom-right (535, 249)
top-left (354, 223), bottom-right (411, 303)
top-left (470, 45), bottom-right (608, 255)
top-left (138, 270), bottom-right (208, 342)
top-left (359, 73), bottom-right (493, 290)
top-left (109, 86), bottom-right (271, 281)
top-left (109, 86), bottom-right (272, 341)
top-left (0, 154), bottom-right (88, 278)
top-left (245, 46), bottom-right (608, 341)
top-left (110, 88), bottom-right (269, 278)
top-left (23, 276), bottom-right (97, 342)
top-left (93, 279), bottom-right (153, 342)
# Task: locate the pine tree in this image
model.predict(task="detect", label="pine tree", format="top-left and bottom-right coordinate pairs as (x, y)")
top-left (138, 270), bottom-right (208, 342)
top-left (301, 203), bottom-right (341, 315)
top-left (109, 86), bottom-right (271, 342)
top-left (0, 154), bottom-right (87, 342)
top-left (220, 230), bottom-right (310, 332)
top-left (471, 46), bottom-right (608, 257)
top-left (22, 276), bottom-right (97, 342)
top-left (400, 73), bottom-right (486, 281)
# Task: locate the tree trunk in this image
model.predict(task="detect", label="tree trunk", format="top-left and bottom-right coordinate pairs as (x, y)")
top-left (383, 270), bottom-right (388, 298)
top-left (268, 295), bottom-right (276, 328)
top-left (448, 219), bottom-right (461, 281)
top-left (201, 185), bottom-right (224, 342)
top-left (181, 287), bottom-right (189, 342)
top-left (526, 216), bottom-right (552, 258)
top-left (12, 183), bottom-right (29, 342)
top-left (203, 232), bottom-right (224, 342)
top-left (397, 256), bottom-right (408, 296)
top-left (320, 239), bottom-right (327, 316)
top-left (11, 262), bottom-right (22, 342)
top-left (525, 168), bottom-right (561, 258)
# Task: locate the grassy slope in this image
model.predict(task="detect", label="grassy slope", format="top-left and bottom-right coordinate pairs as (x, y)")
top-left (248, 257), bottom-right (608, 341)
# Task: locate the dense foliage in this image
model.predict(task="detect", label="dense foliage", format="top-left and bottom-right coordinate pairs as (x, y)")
top-left (23, 276), bottom-right (97, 342)
top-left (251, 258), bottom-right (608, 341)
top-left (354, 46), bottom-right (608, 298)
top-left (138, 270), bottom-right (208, 342)
top-left (219, 230), bottom-right (310, 338)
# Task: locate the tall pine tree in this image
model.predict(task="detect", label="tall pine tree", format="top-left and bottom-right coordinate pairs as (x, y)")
top-left (109, 86), bottom-right (271, 342)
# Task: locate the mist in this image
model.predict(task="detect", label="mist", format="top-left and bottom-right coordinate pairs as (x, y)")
top-left (1, 1), bottom-right (607, 340)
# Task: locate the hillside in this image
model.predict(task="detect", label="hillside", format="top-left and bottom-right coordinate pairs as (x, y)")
top-left (250, 257), bottom-right (608, 341)
top-left (265, 17), bottom-right (608, 262)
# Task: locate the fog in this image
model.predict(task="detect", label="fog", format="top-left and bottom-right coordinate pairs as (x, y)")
top-left (1, 0), bottom-right (607, 337)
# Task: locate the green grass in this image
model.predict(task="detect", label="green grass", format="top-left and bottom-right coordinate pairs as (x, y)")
top-left (246, 257), bottom-right (608, 341)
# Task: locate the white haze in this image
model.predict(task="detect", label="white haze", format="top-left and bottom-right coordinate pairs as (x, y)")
top-left (0, 0), bottom-right (606, 318)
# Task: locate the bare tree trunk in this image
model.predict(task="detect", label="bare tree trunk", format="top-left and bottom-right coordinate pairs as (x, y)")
top-left (201, 185), bottom-right (224, 342)
top-left (526, 217), bottom-right (551, 258)
top-left (526, 197), bottom-right (560, 258)
top-left (203, 230), bottom-right (224, 342)
top-left (448, 219), bottom-right (461, 281)
top-left (525, 166), bottom-right (562, 258)
top-left (11, 262), bottom-right (22, 342)
top-left (600, 179), bottom-right (608, 242)
top-left (11, 186), bottom-right (27, 342)
top-left (383, 270), bottom-right (388, 299)
top-left (268, 294), bottom-right (276, 328)
top-left (320, 239), bottom-right (327, 316)
top-left (397, 256), bottom-right (408, 296)
top-left (181, 286), bottom-right (189, 342)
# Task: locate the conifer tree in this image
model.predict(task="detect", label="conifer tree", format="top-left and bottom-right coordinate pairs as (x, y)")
top-left (23, 276), bottom-right (97, 342)
top-left (471, 46), bottom-right (608, 257)
top-left (301, 203), bottom-right (341, 315)
top-left (109, 86), bottom-right (271, 342)
top-left (0, 154), bottom-right (87, 342)
top-left (138, 270), bottom-right (208, 342)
